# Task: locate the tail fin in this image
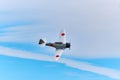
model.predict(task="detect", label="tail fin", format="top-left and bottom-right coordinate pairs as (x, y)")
top-left (38, 38), bottom-right (47, 47)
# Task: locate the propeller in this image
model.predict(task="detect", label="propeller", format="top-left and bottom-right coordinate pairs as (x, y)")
top-left (69, 39), bottom-right (71, 50)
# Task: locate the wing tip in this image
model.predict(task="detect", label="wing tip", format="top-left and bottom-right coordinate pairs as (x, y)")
top-left (55, 55), bottom-right (60, 61)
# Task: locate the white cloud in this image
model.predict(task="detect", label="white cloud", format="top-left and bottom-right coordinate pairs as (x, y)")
top-left (0, 46), bottom-right (120, 79)
top-left (1, 0), bottom-right (120, 58)
top-left (0, 0), bottom-right (120, 79)
top-left (1, 25), bottom-right (120, 59)
top-left (60, 59), bottom-right (120, 80)
top-left (0, 46), bottom-right (53, 61)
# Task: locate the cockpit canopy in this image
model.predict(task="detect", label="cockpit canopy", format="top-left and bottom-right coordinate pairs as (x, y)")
top-left (55, 42), bottom-right (63, 44)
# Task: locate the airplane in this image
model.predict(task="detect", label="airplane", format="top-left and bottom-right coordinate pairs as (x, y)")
top-left (38, 29), bottom-right (71, 61)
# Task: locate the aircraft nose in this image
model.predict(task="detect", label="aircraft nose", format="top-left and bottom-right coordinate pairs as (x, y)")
top-left (66, 43), bottom-right (70, 48)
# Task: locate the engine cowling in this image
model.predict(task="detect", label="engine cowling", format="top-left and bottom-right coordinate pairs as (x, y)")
top-left (66, 43), bottom-right (71, 48)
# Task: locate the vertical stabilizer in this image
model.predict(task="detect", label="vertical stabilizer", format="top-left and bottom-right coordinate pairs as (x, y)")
top-left (39, 38), bottom-right (47, 47)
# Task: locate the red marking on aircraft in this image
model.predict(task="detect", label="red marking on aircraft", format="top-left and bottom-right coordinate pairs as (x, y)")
top-left (56, 55), bottom-right (59, 57)
top-left (61, 33), bottom-right (65, 36)
top-left (50, 44), bottom-right (54, 46)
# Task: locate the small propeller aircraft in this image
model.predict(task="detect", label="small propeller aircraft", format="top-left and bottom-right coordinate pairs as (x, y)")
top-left (38, 29), bottom-right (71, 61)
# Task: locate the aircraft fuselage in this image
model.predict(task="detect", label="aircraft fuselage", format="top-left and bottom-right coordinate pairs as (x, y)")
top-left (46, 42), bottom-right (70, 49)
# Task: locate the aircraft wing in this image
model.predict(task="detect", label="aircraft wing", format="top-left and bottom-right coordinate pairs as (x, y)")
top-left (59, 29), bottom-right (66, 44)
top-left (55, 49), bottom-right (64, 61)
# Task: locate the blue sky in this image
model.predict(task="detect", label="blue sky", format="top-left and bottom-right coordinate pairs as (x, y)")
top-left (0, 0), bottom-right (120, 80)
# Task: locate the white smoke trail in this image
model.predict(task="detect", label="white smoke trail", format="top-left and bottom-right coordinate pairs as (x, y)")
top-left (0, 46), bottom-right (120, 79)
